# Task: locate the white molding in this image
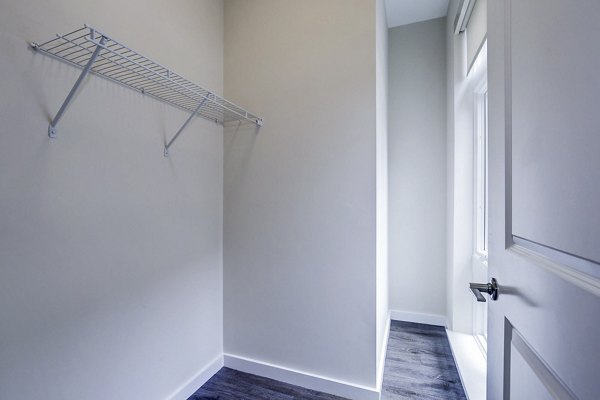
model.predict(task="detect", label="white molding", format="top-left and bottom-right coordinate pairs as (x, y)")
top-left (223, 353), bottom-right (380, 400)
top-left (390, 310), bottom-right (447, 327)
top-left (508, 323), bottom-right (578, 400)
top-left (165, 354), bottom-right (224, 400)
top-left (511, 239), bottom-right (600, 296)
top-left (376, 313), bottom-right (391, 392)
top-left (446, 329), bottom-right (486, 400)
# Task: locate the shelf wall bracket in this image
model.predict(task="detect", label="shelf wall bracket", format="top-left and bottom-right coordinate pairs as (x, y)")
top-left (47, 35), bottom-right (107, 138)
top-left (164, 95), bottom-right (209, 157)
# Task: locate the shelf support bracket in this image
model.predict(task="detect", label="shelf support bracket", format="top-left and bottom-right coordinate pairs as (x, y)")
top-left (47, 35), bottom-right (107, 138)
top-left (164, 95), bottom-right (209, 157)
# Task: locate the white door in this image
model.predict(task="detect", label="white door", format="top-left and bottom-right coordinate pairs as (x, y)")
top-left (484, 0), bottom-right (600, 399)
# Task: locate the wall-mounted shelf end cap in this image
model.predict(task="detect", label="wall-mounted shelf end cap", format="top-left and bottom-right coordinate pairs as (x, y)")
top-left (48, 125), bottom-right (57, 138)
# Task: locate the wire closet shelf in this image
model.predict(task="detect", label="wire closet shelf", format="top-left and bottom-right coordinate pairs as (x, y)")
top-left (31, 25), bottom-right (263, 156)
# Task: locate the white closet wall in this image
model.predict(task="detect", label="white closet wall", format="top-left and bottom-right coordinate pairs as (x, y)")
top-left (223, 0), bottom-right (380, 391)
top-left (0, 1), bottom-right (224, 399)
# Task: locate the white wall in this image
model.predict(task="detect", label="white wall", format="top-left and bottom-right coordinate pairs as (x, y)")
top-left (223, 0), bottom-right (379, 390)
top-left (388, 18), bottom-right (447, 319)
top-left (0, 1), bottom-right (224, 399)
top-left (375, 0), bottom-right (389, 387)
top-left (445, 0), bottom-right (457, 332)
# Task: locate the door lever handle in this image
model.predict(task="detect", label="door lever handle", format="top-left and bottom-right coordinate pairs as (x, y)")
top-left (469, 278), bottom-right (499, 302)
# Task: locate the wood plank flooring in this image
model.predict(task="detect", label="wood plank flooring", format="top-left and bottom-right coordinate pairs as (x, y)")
top-left (187, 367), bottom-right (347, 400)
top-left (188, 321), bottom-right (466, 399)
top-left (382, 321), bottom-right (466, 399)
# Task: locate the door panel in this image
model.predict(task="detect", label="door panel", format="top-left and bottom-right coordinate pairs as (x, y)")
top-left (511, 0), bottom-right (600, 264)
top-left (506, 319), bottom-right (578, 400)
top-left (487, 1), bottom-right (600, 399)
top-left (509, 345), bottom-right (554, 400)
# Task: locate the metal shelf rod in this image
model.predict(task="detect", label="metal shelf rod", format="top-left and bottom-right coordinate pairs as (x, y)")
top-left (89, 37), bottom-right (256, 124)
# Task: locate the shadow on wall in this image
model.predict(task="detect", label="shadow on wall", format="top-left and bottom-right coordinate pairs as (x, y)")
top-left (224, 122), bottom-right (259, 202)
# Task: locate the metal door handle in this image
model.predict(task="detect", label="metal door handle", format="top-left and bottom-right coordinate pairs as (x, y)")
top-left (469, 278), bottom-right (499, 302)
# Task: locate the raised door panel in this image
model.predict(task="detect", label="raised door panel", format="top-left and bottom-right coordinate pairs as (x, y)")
top-left (511, 0), bottom-right (600, 264)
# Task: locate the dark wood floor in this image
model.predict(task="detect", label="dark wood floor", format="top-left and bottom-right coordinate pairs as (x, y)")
top-left (382, 321), bottom-right (466, 399)
top-left (189, 321), bottom-right (465, 399)
top-left (188, 367), bottom-right (346, 400)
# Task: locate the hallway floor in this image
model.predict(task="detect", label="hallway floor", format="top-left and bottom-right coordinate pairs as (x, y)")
top-left (189, 321), bottom-right (466, 399)
top-left (382, 321), bottom-right (466, 399)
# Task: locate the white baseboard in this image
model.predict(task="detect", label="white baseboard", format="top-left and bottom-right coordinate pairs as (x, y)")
top-left (445, 329), bottom-right (486, 400)
top-left (376, 313), bottom-right (391, 392)
top-left (166, 354), bottom-right (224, 400)
top-left (223, 353), bottom-right (380, 400)
top-left (390, 309), bottom-right (447, 327)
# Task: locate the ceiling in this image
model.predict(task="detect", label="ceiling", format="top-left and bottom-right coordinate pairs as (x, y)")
top-left (385, 0), bottom-right (450, 28)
